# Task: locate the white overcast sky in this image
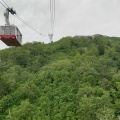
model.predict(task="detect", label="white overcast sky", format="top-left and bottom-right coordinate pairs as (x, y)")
top-left (0, 0), bottom-right (120, 49)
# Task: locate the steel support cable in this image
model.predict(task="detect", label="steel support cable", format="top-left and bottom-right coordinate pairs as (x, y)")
top-left (50, 0), bottom-right (53, 33)
top-left (0, 1), bottom-right (7, 8)
top-left (2, 0), bottom-right (33, 30)
top-left (2, 0), bottom-right (56, 38)
top-left (15, 15), bottom-right (41, 35)
top-left (49, 0), bottom-right (56, 42)
top-left (14, 14), bottom-right (47, 37)
top-left (52, 0), bottom-right (55, 33)
top-left (14, 15), bottom-right (39, 35)
top-left (1, 0), bottom-right (47, 37)
top-left (1, 0), bottom-right (9, 8)
top-left (50, 0), bottom-right (55, 34)
top-left (50, 0), bottom-right (52, 33)
top-left (52, 0), bottom-right (54, 33)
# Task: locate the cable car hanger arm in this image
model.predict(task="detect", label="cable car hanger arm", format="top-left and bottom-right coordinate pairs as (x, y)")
top-left (4, 7), bottom-right (16, 25)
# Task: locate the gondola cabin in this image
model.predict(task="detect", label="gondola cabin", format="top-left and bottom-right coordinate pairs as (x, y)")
top-left (0, 25), bottom-right (22, 46)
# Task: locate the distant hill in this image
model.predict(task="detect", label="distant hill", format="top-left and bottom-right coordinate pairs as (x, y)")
top-left (0, 36), bottom-right (120, 119)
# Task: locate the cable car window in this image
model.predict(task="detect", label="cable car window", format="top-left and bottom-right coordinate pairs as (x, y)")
top-left (16, 27), bottom-right (22, 43)
top-left (4, 26), bottom-right (11, 35)
top-left (16, 28), bottom-right (22, 43)
top-left (15, 27), bottom-right (17, 35)
top-left (10, 26), bottom-right (15, 35)
top-left (0, 27), bottom-right (4, 34)
top-left (16, 28), bottom-right (18, 39)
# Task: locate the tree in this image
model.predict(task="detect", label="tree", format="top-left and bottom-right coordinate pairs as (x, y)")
top-left (6, 99), bottom-right (35, 120)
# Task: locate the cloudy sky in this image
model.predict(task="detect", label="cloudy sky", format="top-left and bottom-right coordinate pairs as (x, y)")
top-left (0, 0), bottom-right (120, 49)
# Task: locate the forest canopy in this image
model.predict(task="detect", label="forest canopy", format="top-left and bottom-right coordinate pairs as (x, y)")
top-left (0, 35), bottom-right (120, 120)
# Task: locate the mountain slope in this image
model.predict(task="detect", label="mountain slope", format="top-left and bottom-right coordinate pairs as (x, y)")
top-left (0, 36), bottom-right (120, 119)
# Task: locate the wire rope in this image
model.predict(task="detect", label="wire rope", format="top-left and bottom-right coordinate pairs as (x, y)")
top-left (0, 1), bottom-right (7, 8)
top-left (1, 0), bottom-right (46, 36)
top-left (14, 14), bottom-right (47, 36)
top-left (1, 0), bottom-right (9, 8)
top-left (49, 0), bottom-right (55, 41)
top-left (50, 0), bottom-right (55, 34)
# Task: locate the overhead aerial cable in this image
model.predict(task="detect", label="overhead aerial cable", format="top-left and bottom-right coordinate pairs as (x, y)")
top-left (14, 14), bottom-right (46, 37)
top-left (1, 0), bottom-right (9, 8)
top-left (0, 1), bottom-right (7, 8)
top-left (49, 0), bottom-right (55, 42)
top-left (0, 0), bottom-right (46, 37)
top-left (1, 0), bottom-right (55, 43)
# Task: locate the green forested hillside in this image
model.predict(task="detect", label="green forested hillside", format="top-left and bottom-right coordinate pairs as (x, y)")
top-left (0, 36), bottom-right (120, 120)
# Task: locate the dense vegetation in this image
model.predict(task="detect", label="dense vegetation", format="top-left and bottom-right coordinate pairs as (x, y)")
top-left (0, 35), bottom-right (120, 120)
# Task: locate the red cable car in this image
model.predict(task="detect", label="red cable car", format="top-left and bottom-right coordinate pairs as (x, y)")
top-left (0, 8), bottom-right (22, 46)
top-left (0, 25), bottom-right (22, 46)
